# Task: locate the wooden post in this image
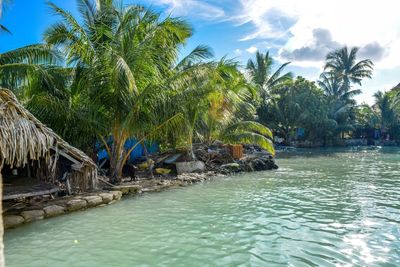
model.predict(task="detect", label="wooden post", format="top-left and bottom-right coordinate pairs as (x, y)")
top-left (230, 144), bottom-right (243, 159)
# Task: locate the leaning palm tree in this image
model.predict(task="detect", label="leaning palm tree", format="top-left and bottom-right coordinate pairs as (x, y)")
top-left (246, 51), bottom-right (292, 101)
top-left (324, 46), bottom-right (373, 91)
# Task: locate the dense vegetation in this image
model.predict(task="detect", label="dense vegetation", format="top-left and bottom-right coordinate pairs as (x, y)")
top-left (1, 0), bottom-right (400, 181)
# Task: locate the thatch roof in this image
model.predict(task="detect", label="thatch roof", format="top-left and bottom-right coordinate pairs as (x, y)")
top-left (0, 88), bottom-right (97, 191)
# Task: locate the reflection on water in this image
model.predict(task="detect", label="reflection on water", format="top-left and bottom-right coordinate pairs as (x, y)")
top-left (5, 147), bottom-right (400, 266)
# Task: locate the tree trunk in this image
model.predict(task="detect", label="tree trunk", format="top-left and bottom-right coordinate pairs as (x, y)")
top-left (0, 159), bottom-right (5, 267)
top-left (141, 142), bottom-right (154, 179)
top-left (109, 136), bottom-right (126, 184)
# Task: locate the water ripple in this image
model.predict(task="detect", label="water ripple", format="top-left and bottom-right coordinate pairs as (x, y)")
top-left (5, 148), bottom-right (400, 266)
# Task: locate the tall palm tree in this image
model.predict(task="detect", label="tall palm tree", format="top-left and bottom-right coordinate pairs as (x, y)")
top-left (318, 72), bottom-right (361, 104)
top-left (246, 51), bottom-right (292, 101)
top-left (43, 0), bottom-right (207, 183)
top-left (324, 46), bottom-right (373, 90)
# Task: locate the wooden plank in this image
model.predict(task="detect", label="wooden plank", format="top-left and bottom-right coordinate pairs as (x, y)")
top-left (2, 187), bottom-right (59, 200)
top-left (58, 150), bottom-right (81, 165)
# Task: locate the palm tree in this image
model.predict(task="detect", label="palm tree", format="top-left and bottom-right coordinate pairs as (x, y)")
top-left (324, 46), bottom-right (373, 91)
top-left (373, 91), bottom-right (397, 134)
top-left (0, 0), bottom-right (11, 33)
top-left (246, 51), bottom-right (292, 101)
top-left (43, 0), bottom-right (207, 183)
top-left (318, 72), bottom-right (361, 103)
top-left (194, 59), bottom-right (274, 154)
top-left (0, 45), bottom-right (58, 92)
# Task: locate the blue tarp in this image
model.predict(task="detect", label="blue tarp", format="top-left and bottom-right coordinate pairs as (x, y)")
top-left (97, 138), bottom-right (159, 163)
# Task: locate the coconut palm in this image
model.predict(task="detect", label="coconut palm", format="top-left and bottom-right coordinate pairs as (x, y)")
top-left (324, 46), bottom-right (373, 90)
top-left (246, 51), bottom-right (292, 101)
top-left (0, 0), bottom-right (11, 33)
top-left (373, 91), bottom-right (397, 133)
top-left (0, 45), bottom-right (58, 93)
top-left (318, 72), bottom-right (361, 104)
top-left (43, 0), bottom-right (216, 183)
top-left (194, 59), bottom-right (274, 154)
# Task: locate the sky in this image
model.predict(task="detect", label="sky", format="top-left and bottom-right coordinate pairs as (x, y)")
top-left (1, 0), bottom-right (400, 104)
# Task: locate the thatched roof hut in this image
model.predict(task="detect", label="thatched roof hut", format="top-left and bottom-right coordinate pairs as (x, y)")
top-left (0, 88), bottom-right (97, 197)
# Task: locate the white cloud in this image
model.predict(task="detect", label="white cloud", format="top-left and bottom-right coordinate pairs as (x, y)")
top-left (246, 46), bottom-right (258, 54)
top-left (155, 0), bottom-right (225, 20)
top-left (235, 0), bottom-right (400, 69)
top-left (234, 49), bottom-right (243, 55)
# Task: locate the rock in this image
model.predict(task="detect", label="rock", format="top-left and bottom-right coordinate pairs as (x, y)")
top-left (239, 155), bottom-right (278, 172)
top-left (221, 163), bottom-right (242, 173)
top-left (113, 185), bottom-right (142, 194)
top-left (163, 153), bottom-right (182, 164)
top-left (99, 193), bottom-right (114, 203)
top-left (176, 161), bottom-right (205, 174)
top-left (212, 140), bottom-right (224, 147)
top-left (248, 157), bottom-right (278, 171)
top-left (4, 215), bottom-right (25, 229)
top-left (66, 199), bottom-right (87, 211)
top-left (20, 210), bottom-right (44, 222)
top-left (43, 205), bottom-right (65, 218)
top-left (83, 196), bottom-right (103, 207)
top-left (110, 190), bottom-right (123, 200)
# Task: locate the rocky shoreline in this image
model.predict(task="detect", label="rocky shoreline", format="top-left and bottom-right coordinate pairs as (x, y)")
top-left (3, 172), bottom-right (220, 229)
top-left (3, 144), bottom-right (278, 230)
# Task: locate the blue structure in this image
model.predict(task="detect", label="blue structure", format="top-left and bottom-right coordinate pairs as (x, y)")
top-left (97, 138), bottom-right (159, 163)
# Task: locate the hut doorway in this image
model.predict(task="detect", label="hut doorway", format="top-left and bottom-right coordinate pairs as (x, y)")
top-left (1, 159), bottom-right (60, 202)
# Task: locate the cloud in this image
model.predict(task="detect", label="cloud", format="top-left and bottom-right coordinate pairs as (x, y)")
top-left (234, 49), bottom-right (243, 55)
top-left (234, 0), bottom-right (400, 69)
top-left (280, 28), bottom-right (341, 62)
top-left (359, 42), bottom-right (386, 62)
top-left (246, 46), bottom-right (258, 54)
top-left (154, 0), bottom-right (225, 21)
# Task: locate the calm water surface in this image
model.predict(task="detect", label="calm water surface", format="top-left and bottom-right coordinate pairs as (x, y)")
top-left (5, 148), bottom-right (400, 266)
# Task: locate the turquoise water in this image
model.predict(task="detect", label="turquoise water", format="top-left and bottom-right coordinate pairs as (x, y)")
top-left (5, 148), bottom-right (400, 266)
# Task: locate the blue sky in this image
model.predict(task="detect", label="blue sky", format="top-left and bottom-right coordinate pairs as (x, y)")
top-left (1, 0), bottom-right (400, 104)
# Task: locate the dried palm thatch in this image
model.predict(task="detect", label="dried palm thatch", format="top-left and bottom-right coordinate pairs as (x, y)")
top-left (0, 88), bottom-right (97, 192)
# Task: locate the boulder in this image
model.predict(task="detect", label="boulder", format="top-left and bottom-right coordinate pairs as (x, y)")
top-left (83, 196), bottom-right (103, 207)
top-left (43, 205), bottom-right (65, 218)
top-left (249, 157), bottom-right (278, 171)
top-left (20, 210), bottom-right (44, 222)
top-left (221, 163), bottom-right (242, 173)
top-left (110, 190), bottom-right (123, 200)
top-left (98, 193), bottom-right (114, 203)
top-left (66, 199), bottom-right (87, 211)
top-left (112, 185), bottom-right (142, 194)
top-left (4, 215), bottom-right (25, 229)
top-left (176, 161), bottom-right (205, 174)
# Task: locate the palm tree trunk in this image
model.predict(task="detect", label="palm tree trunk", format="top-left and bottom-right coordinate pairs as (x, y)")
top-left (109, 130), bottom-right (127, 184)
top-left (0, 158), bottom-right (5, 267)
top-left (141, 141), bottom-right (154, 178)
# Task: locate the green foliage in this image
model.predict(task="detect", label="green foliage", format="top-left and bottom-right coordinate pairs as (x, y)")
top-left (246, 51), bottom-right (292, 103)
top-left (1, 0), bottom-right (276, 181)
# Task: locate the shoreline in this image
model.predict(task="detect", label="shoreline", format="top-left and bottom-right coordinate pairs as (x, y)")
top-left (3, 171), bottom-right (227, 230)
top-left (3, 144), bottom-right (278, 230)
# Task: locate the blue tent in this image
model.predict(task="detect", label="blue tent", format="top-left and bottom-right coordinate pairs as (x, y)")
top-left (97, 138), bottom-right (159, 163)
